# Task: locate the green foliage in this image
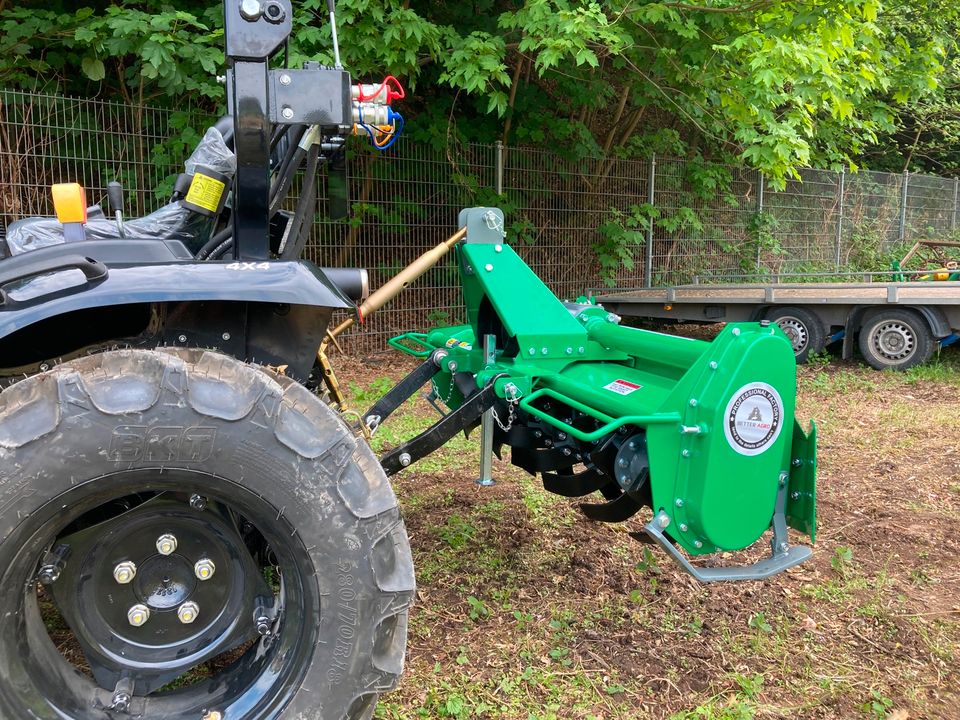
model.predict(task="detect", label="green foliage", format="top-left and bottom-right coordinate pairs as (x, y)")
top-left (594, 204), bottom-right (653, 286)
top-left (2, 1), bottom-right (956, 182)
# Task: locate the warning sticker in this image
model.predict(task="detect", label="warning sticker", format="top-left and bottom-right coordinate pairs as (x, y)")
top-left (723, 382), bottom-right (783, 456)
top-left (603, 379), bottom-right (642, 395)
top-left (184, 173), bottom-right (226, 213)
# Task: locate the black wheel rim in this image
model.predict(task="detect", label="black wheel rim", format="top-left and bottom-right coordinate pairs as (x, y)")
top-left (0, 469), bottom-right (318, 719)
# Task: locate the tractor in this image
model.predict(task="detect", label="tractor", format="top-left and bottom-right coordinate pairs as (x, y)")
top-left (0, 1), bottom-right (816, 718)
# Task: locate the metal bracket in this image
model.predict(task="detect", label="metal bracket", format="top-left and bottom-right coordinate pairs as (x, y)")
top-left (458, 207), bottom-right (506, 244)
top-left (380, 378), bottom-right (503, 476)
top-left (361, 350), bottom-right (445, 434)
top-left (643, 476), bottom-right (812, 582)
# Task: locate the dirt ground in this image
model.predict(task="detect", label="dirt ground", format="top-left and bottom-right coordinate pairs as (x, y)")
top-left (333, 335), bottom-right (960, 720)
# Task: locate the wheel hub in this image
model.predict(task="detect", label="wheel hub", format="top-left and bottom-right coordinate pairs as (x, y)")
top-left (874, 321), bottom-right (915, 360)
top-left (134, 554), bottom-right (197, 610)
top-left (775, 317), bottom-right (808, 353)
top-left (47, 494), bottom-right (272, 694)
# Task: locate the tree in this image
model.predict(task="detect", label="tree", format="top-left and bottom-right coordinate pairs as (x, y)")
top-left (0, 0), bottom-right (956, 183)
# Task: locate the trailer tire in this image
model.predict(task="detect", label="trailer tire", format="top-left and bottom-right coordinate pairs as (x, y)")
top-left (858, 309), bottom-right (935, 371)
top-left (0, 348), bottom-right (414, 720)
top-left (765, 307), bottom-right (825, 363)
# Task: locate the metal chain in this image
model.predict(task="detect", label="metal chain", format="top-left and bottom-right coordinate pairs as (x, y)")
top-left (491, 383), bottom-right (521, 432)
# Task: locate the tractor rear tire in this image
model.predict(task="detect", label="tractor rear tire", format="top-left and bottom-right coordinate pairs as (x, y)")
top-left (0, 348), bottom-right (414, 720)
top-left (765, 306), bottom-right (825, 363)
top-left (858, 309), bottom-right (935, 371)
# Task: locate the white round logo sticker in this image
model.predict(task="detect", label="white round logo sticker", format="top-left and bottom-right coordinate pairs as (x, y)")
top-left (723, 382), bottom-right (783, 456)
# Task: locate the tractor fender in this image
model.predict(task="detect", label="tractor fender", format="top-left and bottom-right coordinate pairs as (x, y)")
top-left (0, 260), bottom-right (354, 338)
top-left (840, 304), bottom-right (950, 359)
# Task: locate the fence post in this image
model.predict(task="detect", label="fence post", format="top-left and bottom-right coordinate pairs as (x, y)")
top-left (952, 177), bottom-right (958, 233)
top-left (755, 170), bottom-right (765, 270)
top-left (898, 170), bottom-right (909, 243)
top-left (835, 169), bottom-right (845, 270)
top-left (644, 153), bottom-right (656, 288)
top-left (494, 141), bottom-right (504, 195)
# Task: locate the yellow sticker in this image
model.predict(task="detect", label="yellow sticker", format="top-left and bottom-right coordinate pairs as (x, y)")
top-left (185, 173), bottom-right (225, 213)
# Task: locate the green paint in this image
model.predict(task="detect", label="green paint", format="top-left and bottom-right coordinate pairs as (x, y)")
top-left (392, 210), bottom-right (818, 572)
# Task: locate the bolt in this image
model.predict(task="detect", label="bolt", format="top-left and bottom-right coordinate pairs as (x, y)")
top-left (447, 361), bottom-right (457, 373)
top-left (156, 534), bottom-right (178, 556)
top-left (533, 431), bottom-right (542, 439)
top-left (39, 363), bottom-right (49, 372)
top-left (675, 498), bottom-right (684, 507)
top-left (38, 566), bottom-right (61, 585)
top-left (239, 0), bottom-right (262, 20)
top-left (709, 361), bottom-right (718, 370)
top-left (779, 472), bottom-right (788, 488)
top-left (127, 604), bottom-right (150, 627)
top-left (562, 448), bottom-right (572, 456)
top-left (679, 523), bottom-right (688, 532)
top-left (541, 347), bottom-right (548, 355)
top-left (656, 513), bottom-right (670, 529)
top-left (732, 328), bottom-right (741, 336)
top-left (777, 542), bottom-right (789, 554)
top-left (399, 452), bottom-right (412, 467)
top-left (281, 107), bottom-right (294, 120)
top-left (178, 334), bottom-right (188, 343)
top-left (113, 561), bottom-right (137, 585)
top-left (279, 73), bottom-right (292, 85)
top-left (177, 601), bottom-right (200, 624)
top-left (202, 712), bottom-right (223, 720)
top-left (494, 244), bottom-right (503, 252)
top-left (791, 491), bottom-right (801, 500)
top-left (618, 458), bottom-right (628, 468)
top-left (565, 347), bottom-right (572, 355)
top-left (689, 398), bottom-right (698, 407)
top-left (694, 540), bottom-right (703, 549)
top-left (557, 432), bottom-right (567, 441)
top-left (111, 693), bottom-right (131, 712)
top-left (792, 458), bottom-right (802, 467)
top-left (255, 615), bottom-right (272, 636)
top-left (221, 332), bottom-right (231, 341)
top-left (578, 346), bottom-right (585, 354)
top-left (484, 263), bottom-right (493, 272)
top-left (189, 494), bottom-right (208, 511)
top-left (528, 348), bottom-right (536, 355)
top-left (681, 449), bottom-right (691, 458)
top-left (194, 558), bottom-right (216, 581)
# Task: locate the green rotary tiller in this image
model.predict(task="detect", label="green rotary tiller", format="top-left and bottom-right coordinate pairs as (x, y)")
top-left (371, 208), bottom-right (817, 582)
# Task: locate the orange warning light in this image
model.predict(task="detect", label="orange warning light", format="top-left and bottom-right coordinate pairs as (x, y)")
top-left (51, 183), bottom-right (88, 225)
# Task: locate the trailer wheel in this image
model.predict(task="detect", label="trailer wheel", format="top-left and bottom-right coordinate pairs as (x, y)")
top-left (765, 307), bottom-right (825, 363)
top-left (858, 309), bottom-right (935, 371)
top-left (0, 348), bottom-right (414, 720)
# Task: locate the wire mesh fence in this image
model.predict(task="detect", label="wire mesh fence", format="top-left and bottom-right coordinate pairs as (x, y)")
top-left (3, 89), bottom-right (959, 353)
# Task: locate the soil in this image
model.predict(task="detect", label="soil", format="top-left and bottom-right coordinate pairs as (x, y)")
top-left (334, 332), bottom-right (960, 720)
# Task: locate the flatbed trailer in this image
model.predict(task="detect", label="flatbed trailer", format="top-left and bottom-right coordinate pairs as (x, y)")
top-left (596, 275), bottom-right (960, 370)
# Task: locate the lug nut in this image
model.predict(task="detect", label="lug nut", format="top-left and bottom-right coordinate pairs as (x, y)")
top-left (127, 604), bottom-right (151, 627)
top-left (189, 494), bottom-right (208, 511)
top-left (113, 561), bottom-right (137, 584)
top-left (177, 601), bottom-right (200, 624)
top-left (202, 712), bottom-right (222, 720)
top-left (156, 534), bottom-right (178, 556)
top-left (194, 558), bottom-right (216, 581)
top-left (255, 615), bottom-right (272, 636)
